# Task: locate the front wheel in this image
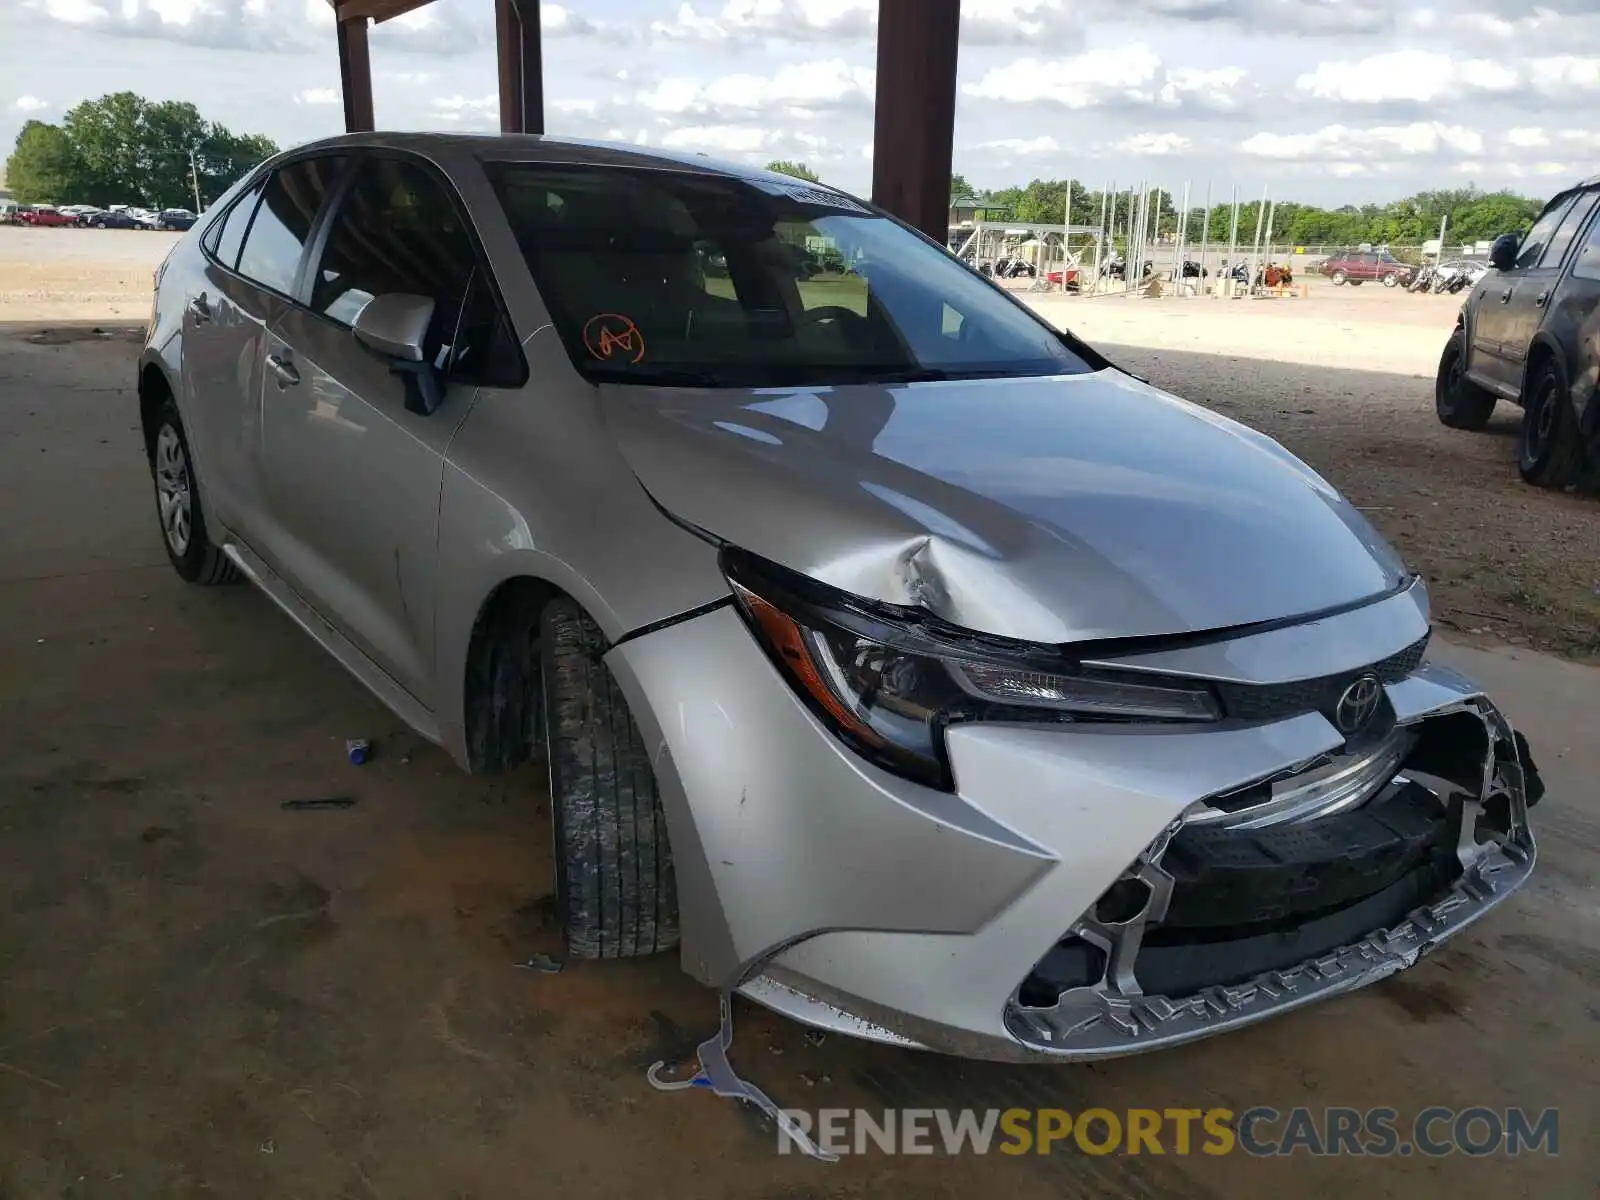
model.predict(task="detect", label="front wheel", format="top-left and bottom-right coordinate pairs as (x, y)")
top-left (1435, 330), bottom-right (1496, 430)
top-left (1382, 273), bottom-right (1400, 288)
top-left (540, 597), bottom-right (678, 960)
top-left (1330, 270), bottom-right (1348, 285)
top-left (1519, 357), bottom-right (1585, 488)
top-left (149, 399), bottom-right (241, 585)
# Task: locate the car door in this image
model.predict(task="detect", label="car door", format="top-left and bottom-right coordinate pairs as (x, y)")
top-left (1467, 191), bottom-right (1580, 394)
top-left (1503, 188), bottom-right (1600, 394)
top-left (183, 157), bottom-right (345, 537)
top-left (257, 152), bottom-right (525, 705)
top-left (1547, 197), bottom-right (1600, 411)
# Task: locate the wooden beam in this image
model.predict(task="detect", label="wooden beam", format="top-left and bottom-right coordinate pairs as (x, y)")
top-left (871, 0), bottom-right (960, 240)
top-left (337, 15), bottom-right (375, 133)
top-left (332, 0), bottom-right (437, 24)
top-left (496, 0), bottom-right (544, 135)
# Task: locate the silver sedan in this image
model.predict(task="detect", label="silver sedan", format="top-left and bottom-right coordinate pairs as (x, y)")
top-left (138, 133), bottom-right (1540, 1061)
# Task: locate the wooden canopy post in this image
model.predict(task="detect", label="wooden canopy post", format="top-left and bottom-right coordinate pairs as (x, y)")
top-left (496, 0), bottom-right (544, 134)
top-left (871, 0), bottom-right (960, 239)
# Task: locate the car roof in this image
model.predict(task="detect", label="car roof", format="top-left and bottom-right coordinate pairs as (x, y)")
top-left (274, 131), bottom-right (858, 197)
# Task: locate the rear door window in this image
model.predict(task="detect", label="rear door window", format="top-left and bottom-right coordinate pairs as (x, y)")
top-left (1567, 201), bottom-right (1600, 281)
top-left (1537, 190), bottom-right (1600, 270)
top-left (235, 157), bottom-right (344, 297)
top-left (1515, 194), bottom-right (1578, 269)
top-left (205, 180), bottom-right (265, 271)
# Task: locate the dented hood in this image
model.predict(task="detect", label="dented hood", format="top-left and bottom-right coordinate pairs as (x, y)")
top-left (599, 370), bottom-right (1409, 644)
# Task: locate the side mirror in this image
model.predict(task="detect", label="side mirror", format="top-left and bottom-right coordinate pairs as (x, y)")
top-left (353, 292), bottom-right (435, 361)
top-left (1489, 233), bottom-right (1520, 271)
top-left (353, 293), bottom-right (443, 416)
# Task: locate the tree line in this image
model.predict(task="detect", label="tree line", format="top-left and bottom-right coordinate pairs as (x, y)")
top-left (952, 173), bottom-right (1546, 247)
top-left (5, 92), bottom-right (279, 211)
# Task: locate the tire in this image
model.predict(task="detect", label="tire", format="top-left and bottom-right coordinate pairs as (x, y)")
top-left (1331, 270), bottom-right (1347, 285)
top-left (539, 597), bottom-right (678, 960)
top-left (1435, 330), bottom-right (1496, 430)
top-left (1518, 355), bottom-right (1585, 488)
top-left (1382, 273), bottom-right (1400, 288)
top-left (94, 220), bottom-right (107, 229)
top-left (149, 399), bottom-right (241, 585)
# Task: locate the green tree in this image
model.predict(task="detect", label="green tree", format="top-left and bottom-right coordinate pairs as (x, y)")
top-left (950, 171), bottom-right (974, 202)
top-left (13, 91), bottom-right (280, 209)
top-left (3, 120), bottom-right (83, 203)
top-left (766, 159), bottom-right (820, 183)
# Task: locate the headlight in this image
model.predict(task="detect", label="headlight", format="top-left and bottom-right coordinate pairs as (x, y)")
top-left (723, 549), bottom-right (1221, 790)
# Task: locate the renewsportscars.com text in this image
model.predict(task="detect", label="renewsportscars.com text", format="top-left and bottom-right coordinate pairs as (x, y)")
top-left (775, 1106), bottom-right (1560, 1158)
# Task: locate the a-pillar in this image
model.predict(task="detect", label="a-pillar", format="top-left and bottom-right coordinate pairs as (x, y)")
top-left (870, 0), bottom-right (960, 239)
top-left (337, 14), bottom-right (375, 133)
top-left (496, 0), bottom-right (545, 134)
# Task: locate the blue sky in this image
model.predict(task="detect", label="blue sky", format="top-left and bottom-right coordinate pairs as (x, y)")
top-left (6, 1), bottom-right (1600, 205)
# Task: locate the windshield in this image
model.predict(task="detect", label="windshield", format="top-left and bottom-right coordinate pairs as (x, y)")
top-left (485, 163), bottom-right (1100, 388)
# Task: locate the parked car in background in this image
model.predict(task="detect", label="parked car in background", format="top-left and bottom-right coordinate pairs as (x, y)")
top-left (1436, 175), bottom-right (1600, 488)
top-left (84, 208), bottom-right (141, 229)
top-left (16, 205), bottom-right (80, 227)
top-left (1317, 249), bottom-right (1414, 287)
top-left (139, 133), bottom-right (1542, 1062)
top-left (156, 209), bottom-right (197, 231)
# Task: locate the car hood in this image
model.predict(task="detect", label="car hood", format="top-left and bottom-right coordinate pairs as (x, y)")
top-left (599, 369), bottom-right (1409, 644)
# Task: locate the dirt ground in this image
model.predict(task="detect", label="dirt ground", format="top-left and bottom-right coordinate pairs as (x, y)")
top-left (0, 237), bottom-right (1596, 1197)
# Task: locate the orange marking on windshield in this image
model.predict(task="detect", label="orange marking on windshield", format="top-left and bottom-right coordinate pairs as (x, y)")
top-left (583, 313), bottom-right (646, 364)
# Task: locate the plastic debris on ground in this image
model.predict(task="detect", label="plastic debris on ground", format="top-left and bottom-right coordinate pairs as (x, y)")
top-left (647, 992), bottom-right (837, 1162)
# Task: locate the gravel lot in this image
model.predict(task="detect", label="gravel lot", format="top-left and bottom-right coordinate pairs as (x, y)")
top-left (2, 224), bottom-right (1596, 658)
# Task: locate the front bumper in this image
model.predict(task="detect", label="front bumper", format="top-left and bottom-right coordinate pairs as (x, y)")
top-left (606, 592), bottom-right (1537, 1062)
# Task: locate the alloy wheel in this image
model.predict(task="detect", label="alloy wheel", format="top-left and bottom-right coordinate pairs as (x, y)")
top-left (154, 424), bottom-right (193, 556)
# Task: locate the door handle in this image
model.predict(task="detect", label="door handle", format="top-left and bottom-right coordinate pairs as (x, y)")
top-left (1534, 291), bottom-right (1549, 307)
top-left (265, 353), bottom-right (300, 387)
top-left (187, 295), bottom-right (211, 323)
top-left (1500, 289), bottom-right (1512, 303)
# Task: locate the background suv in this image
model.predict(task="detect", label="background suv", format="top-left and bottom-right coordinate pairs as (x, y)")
top-left (1318, 249), bottom-right (1414, 287)
top-left (1435, 175), bottom-right (1600, 488)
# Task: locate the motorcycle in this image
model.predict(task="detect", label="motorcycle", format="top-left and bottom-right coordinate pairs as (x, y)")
top-left (1408, 264), bottom-right (1437, 293)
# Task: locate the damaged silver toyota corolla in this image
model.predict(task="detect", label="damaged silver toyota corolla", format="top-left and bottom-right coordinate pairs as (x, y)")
top-left (140, 134), bottom-right (1541, 1060)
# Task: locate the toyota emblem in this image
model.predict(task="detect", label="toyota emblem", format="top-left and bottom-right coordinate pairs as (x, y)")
top-left (1334, 675), bottom-right (1383, 735)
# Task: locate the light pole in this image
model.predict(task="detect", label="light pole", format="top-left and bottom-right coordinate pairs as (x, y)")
top-left (188, 148), bottom-right (202, 212)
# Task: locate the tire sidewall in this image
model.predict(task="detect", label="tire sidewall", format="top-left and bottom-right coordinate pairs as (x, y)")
top-left (152, 401), bottom-right (213, 582)
top-left (1518, 358), bottom-right (1578, 484)
top-left (1331, 270), bottom-right (1347, 285)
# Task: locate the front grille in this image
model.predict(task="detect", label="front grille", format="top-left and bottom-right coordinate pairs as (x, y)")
top-left (1212, 633), bottom-right (1428, 725)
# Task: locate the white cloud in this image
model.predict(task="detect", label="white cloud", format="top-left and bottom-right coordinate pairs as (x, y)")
top-left (14, 94), bottom-right (49, 112)
top-left (430, 93), bottom-right (497, 123)
top-left (1242, 121), bottom-right (1484, 161)
top-left (965, 44), bottom-right (1247, 110)
top-left (636, 59), bottom-right (874, 118)
top-left (1526, 55), bottom-right (1600, 94)
top-left (1119, 131), bottom-right (1192, 155)
top-left (1296, 50), bottom-right (1518, 104)
top-left (979, 136), bottom-right (1061, 156)
top-left (294, 87), bottom-right (338, 106)
top-left (660, 124), bottom-right (773, 153)
top-left (1509, 126), bottom-right (1549, 148)
top-left (649, 0), bottom-right (1086, 46)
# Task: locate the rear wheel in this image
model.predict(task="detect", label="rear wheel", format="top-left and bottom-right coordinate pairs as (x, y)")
top-left (150, 399), bottom-right (241, 585)
top-left (1435, 330), bottom-right (1496, 431)
top-left (1382, 273), bottom-right (1400, 288)
top-left (539, 597), bottom-right (678, 960)
top-left (1518, 355), bottom-right (1585, 488)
